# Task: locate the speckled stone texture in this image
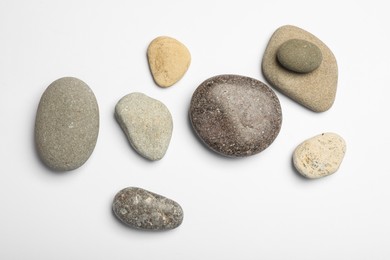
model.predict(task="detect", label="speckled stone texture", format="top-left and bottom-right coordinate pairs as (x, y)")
top-left (115, 92), bottom-right (173, 161)
top-left (189, 74), bottom-right (282, 157)
top-left (35, 77), bottom-right (99, 171)
top-left (277, 39), bottom-right (322, 73)
top-left (147, 36), bottom-right (191, 88)
top-left (262, 25), bottom-right (338, 112)
top-left (112, 187), bottom-right (183, 231)
top-left (293, 133), bottom-right (346, 179)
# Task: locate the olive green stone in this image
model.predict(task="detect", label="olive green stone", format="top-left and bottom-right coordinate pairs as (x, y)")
top-left (277, 39), bottom-right (322, 73)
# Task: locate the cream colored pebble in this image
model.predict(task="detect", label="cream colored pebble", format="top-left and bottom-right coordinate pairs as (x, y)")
top-left (147, 36), bottom-right (191, 88)
top-left (293, 133), bottom-right (346, 179)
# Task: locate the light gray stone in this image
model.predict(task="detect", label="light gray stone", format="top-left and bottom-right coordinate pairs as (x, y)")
top-left (115, 92), bottom-right (173, 160)
top-left (35, 77), bottom-right (99, 171)
top-left (293, 133), bottom-right (346, 179)
top-left (112, 187), bottom-right (184, 231)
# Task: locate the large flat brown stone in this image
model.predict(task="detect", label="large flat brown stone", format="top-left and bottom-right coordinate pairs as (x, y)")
top-left (262, 25), bottom-right (338, 112)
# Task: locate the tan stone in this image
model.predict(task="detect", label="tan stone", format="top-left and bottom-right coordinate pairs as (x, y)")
top-left (293, 133), bottom-right (346, 179)
top-left (147, 36), bottom-right (191, 88)
top-left (262, 25), bottom-right (338, 112)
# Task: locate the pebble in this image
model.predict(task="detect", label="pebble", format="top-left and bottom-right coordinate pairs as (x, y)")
top-left (35, 77), bottom-right (99, 171)
top-left (189, 74), bottom-right (282, 157)
top-left (293, 133), bottom-right (346, 179)
top-left (112, 187), bottom-right (183, 231)
top-left (276, 39), bottom-right (322, 73)
top-left (262, 25), bottom-right (338, 112)
top-left (115, 92), bottom-right (173, 161)
top-left (147, 36), bottom-right (191, 87)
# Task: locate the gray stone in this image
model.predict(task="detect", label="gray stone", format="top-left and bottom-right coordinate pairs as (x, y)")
top-left (115, 92), bottom-right (173, 161)
top-left (189, 74), bottom-right (282, 157)
top-left (112, 187), bottom-right (184, 231)
top-left (277, 39), bottom-right (322, 73)
top-left (35, 77), bottom-right (99, 171)
top-left (262, 25), bottom-right (338, 112)
top-left (293, 133), bottom-right (346, 179)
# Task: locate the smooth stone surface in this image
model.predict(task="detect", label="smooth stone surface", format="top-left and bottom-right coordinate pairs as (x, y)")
top-left (112, 187), bottom-right (184, 231)
top-left (115, 92), bottom-right (173, 161)
top-left (147, 36), bottom-right (191, 88)
top-left (277, 39), bottom-right (322, 73)
top-left (262, 25), bottom-right (338, 112)
top-left (190, 74), bottom-right (282, 157)
top-left (293, 133), bottom-right (346, 179)
top-left (35, 77), bottom-right (99, 171)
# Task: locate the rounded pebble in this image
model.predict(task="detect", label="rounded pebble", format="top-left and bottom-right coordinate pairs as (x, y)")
top-left (293, 133), bottom-right (346, 179)
top-left (277, 38), bottom-right (322, 73)
top-left (115, 92), bottom-right (173, 161)
top-left (189, 74), bottom-right (282, 157)
top-left (147, 36), bottom-right (191, 88)
top-left (35, 77), bottom-right (99, 171)
top-left (112, 187), bottom-right (184, 231)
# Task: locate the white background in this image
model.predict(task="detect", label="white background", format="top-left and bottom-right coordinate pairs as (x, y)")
top-left (1, 0), bottom-right (389, 259)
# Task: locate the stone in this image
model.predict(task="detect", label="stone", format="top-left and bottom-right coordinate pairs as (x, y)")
top-left (293, 133), bottom-right (346, 179)
top-left (115, 92), bottom-right (173, 160)
top-left (189, 74), bottom-right (282, 157)
top-left (112, 187), bottom-right (184, 231)
top-left (276, 39), bottom-right (322, 73)
top-left (35, 77), bottom-right (99, 171)
top-left (262, 25), bottom-right (338, 112)
top-left (147, 36), bottom-right (191, 87)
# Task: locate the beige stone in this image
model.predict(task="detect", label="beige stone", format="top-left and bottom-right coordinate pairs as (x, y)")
top-left (147, 36), bottom-right (191, 88)
top-left (293, 133), bottom-right (346, 179)
top-left (262, 25), bottom-right (338, 112)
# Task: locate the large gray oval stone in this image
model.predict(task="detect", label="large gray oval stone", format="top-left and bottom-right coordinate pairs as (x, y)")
top-left (277, 39), bottom-right (322, 73)
top-left (35, 77), bottom-right (99, 171)
top-left (189, 74), bottom-right (282, 157)
top-left (115, 92), bottom-right (173, 161)
top-left (112, 187), bottom-right (184, 231)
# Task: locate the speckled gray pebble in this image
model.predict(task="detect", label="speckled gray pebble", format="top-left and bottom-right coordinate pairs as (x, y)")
top-left (112, 187), bottom-right (183, 231)
top-left (189, 74), bottom-right (282, 157)
top-left (277, 39), bottom-right (322, 73)
top-left (35, 77), bottom-right (99, 171)
top-left (115, 92), bottom-right (173, 161)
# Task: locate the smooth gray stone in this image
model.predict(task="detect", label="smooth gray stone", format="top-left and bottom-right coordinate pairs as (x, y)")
top-left (115, 92), bottom-right (173, 161)
top-left (35, 77), bottom-right (99, 171)
top-left (189, 74), bottom-right (282, 157)
top-left (277, 39), bottom-right (322, 73)
top-left (112, 187), bottom-right (184, 231)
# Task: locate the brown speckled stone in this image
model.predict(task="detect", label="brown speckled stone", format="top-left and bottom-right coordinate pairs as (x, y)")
top-left (189, 74), bottom-right (282, 157)
top-left (112, 187), bottom-right (183, 231)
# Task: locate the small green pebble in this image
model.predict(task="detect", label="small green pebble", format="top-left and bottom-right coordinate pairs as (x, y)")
top-left (277, 39), bottom-right (322, 73)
